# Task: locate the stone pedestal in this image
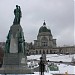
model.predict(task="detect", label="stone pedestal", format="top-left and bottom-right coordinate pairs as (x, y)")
top-left (0, 67), bottom-right (33, 74)
top-left (3, 53), bottom-right (22, 65)
top-left (0, 53), bottom-right (33, 74)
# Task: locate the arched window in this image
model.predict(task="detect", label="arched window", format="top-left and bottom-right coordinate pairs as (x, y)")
top-left (39, 50), bottom-right (41, 54)
top-left (47, 50), bottom-right (48, 54)
top-left (50, 50), bottom-right (52, 54)
top-left (41, 37), bottom-right (48, 47)
top-left (43, 50), bottom-right (45, 54)
top-left (36, 50), bottom-right (38, 54)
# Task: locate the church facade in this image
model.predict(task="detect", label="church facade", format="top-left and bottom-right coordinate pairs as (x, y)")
top-left (33, 21), bottom-right (57, 54)
top-left (34, 21), bottom-right (56, 48)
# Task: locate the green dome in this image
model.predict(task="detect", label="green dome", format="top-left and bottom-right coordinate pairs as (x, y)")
top-left (39, 26), bottom-right (50, 33)
top-left (39, 21), bottom-right (51, 33)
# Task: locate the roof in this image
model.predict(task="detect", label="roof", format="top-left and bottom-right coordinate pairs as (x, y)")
top-left (39, 21), bottom-right (51, 33)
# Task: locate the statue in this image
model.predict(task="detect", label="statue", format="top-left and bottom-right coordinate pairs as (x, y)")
top-left (5, 5), bottom-right (26, 54)
top-left (13, 5), bottom-right (22, 24)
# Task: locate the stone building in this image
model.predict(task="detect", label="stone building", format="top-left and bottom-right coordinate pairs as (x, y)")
top-left (29, 21), bottom-right (58, 55)
top-left (25, 42), bottom-right (34, 55)
top-left (28, 21), bottom-right (75, 55)
top-left (58, 46), bottom-right (75, 54)
top-left (34, 21), bottom-right (56, 48)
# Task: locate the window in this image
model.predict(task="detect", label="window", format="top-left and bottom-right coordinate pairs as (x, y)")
top-left (36, 50), bottom-right (38, 54)
top-left (47, 50), bottom-right (48, 54)
top-left (39, 50), bottom-right (41, 54)
top-left (42, 42), bottom-right (48, 47)
top-left (41, 37), bottom-right (48, 47)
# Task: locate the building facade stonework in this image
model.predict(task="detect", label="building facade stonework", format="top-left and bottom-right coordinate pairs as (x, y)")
top-left (34, 21), bottom-right (56, 48)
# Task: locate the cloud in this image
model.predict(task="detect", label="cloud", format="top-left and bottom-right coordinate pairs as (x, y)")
top-left (0, 0), bottom-right (74, 46)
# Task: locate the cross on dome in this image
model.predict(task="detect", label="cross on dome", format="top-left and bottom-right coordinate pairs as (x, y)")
top-left (43, 20), bottom-right (46, 26)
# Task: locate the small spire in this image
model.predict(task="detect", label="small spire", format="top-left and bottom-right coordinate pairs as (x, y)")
top-left (43, 20), bottom-right (46, 26)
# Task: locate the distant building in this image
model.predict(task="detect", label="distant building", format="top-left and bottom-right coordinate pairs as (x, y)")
top-left (28, 21), bottom-right (75, 55)
top-left (25, 42), bottom-right (34, 55)
top-left (34, 21), bottom-right (56, 48)
top-left (0, 47), bottom-right (4, 67)
top-left (0, 42), bottom-right (5, 49)
top-left (58, 46), bottom-right (75, 54)
top-left (27, 21), bottom-right (57, 54)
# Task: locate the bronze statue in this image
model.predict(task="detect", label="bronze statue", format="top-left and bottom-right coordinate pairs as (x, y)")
top-left (5, 5), bottom-right (26, 55)
top-left (13, 5), bottom-right (22, 24)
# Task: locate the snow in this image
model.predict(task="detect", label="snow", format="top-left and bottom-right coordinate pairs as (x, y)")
top-left (27, 54), bottom-right (74, 62)
top-left (47, 54), bottom-right (74, 62)
top-left (27, 54), bottom-right (75, 74)
top-left (58, 64), bottom-right (74, 74)
top-left (27, 55), bottom-right (41, 60)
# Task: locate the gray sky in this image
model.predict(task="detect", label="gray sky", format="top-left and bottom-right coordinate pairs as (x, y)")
top-left (0, 0), bottom-right (74, 46)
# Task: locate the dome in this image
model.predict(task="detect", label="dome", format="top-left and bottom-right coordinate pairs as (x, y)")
top-left (39, 21), bottom-right (51, 33)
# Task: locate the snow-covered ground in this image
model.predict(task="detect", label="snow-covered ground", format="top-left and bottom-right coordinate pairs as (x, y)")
top-left (57, 64), bottom-right (74, 74)
top-left (46, 54), bottom-right (73, 62)
top-left (27, 54), bottom-right (75, 74)
top-left (27, 54), bottom-right (74, 62)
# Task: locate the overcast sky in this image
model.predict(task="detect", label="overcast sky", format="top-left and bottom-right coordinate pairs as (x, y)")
top-left (0, 0), bottom-right (74, 46)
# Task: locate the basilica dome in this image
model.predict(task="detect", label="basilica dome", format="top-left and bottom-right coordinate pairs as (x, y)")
top-left (39, 21), bottom-right (51, 33)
